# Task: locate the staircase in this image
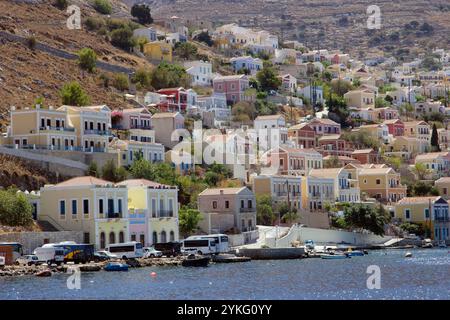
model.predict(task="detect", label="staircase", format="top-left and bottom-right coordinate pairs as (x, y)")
top-left (37, 220), bottom-right (59, 232)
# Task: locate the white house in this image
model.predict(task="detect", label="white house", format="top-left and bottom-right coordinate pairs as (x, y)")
top-left (184, 60), bottom-right (216, 87)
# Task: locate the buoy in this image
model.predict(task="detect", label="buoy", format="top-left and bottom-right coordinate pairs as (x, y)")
top-left (405, 252), bottom-right (412, 257)
top-left (150, 272), bottom-right (157, 277)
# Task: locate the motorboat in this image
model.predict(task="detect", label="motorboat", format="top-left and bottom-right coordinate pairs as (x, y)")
top-left (345, 250), bottom-right (365, 257)
top-left (104, 262), bottom-right (129, 271)
top-left (320, 253), bottom-right (351, 259)
top-left (182, 254), bottom-right (210, 267)
top-left (438, 241), bottom-right (447, 248)
top-left (422, 239), bottom-right (433, 248)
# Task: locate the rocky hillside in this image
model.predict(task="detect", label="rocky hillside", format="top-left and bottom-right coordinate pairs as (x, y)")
top-left (141, 0), bottom-right (450, 59)
top-left (0, 0), bottom-right (152, 127)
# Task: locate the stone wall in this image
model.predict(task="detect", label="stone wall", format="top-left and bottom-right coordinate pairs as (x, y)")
top-left (0, 231), bottom-right (83, 254)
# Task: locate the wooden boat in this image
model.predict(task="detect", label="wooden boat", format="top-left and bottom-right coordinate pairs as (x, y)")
top-left (212, 254), bottom-right (251, 263)
top-left (104, 262), bottom-right (129, 271)
top-left (320, 253), bottom-right (351, 260)
top-left (182, 255), bottom-right (210, 267)
top-left (35, 269), bottom-right (52, 277)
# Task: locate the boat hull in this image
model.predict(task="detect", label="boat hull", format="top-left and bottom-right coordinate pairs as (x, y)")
top-left (182, 257), bottom-right (210, 267)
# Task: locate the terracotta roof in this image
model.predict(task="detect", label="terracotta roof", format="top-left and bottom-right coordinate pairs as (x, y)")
top-left (415, 152), bottom-right (447, 161)
top-left (352, 148), bottom-right (375, 154)
top-left (54, 176), bottom-right (112, 187)
top-left (309, 168), bottom-right (343, 178)
top-left (289, 123), bottom-right (313, 130)
top-left (318, 134), bottom-right (341, 141)
top-left (116, 179), bottom-right (173, 189)
top-left (198, 187), bottom-right (248, 196)
top-left (397, 196), bottom-right (441, 205)
top-left (383, 119), bottom-right (402, 124)
top-left (151, 112), bottom-right (180, 118)
top-left (255, 114), bottom-right (284, 121)
top-left (358, 168), bottom-right (396, 175)
top-left (435, 177), bottom-right (450, 184)
top-left (310, 118), bottom-right (339, 126)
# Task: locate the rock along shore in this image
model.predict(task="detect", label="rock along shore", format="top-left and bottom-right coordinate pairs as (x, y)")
top-left (0, 257), bottom-right (184, 277)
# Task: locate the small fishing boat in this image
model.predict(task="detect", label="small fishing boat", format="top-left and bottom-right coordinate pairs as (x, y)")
top-left (320, 253), bottom-right (351, 260)
top-left (35, 269), bottom-right (52, 277)
top-left (345, 250), bottom-right (365, 257)
top-left (104, 262), bottom-right (129, 271)
top-left (438, 241), bottom-right (447, 248)
top-left (405, 252), bottom-right (413, 258)
top-left (182, 254), bottom-right (210, 267)
top-left (422, 239), bottom-right (433, 248)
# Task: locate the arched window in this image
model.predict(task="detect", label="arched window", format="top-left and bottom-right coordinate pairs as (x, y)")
top-left (119, 231), bottom-right (124, 243)
top-left (161, 230), bottom-right (167, 243)
top-left (170, 230), bottom-right (175, 242)
top-left (100, 232), bottom-right (105, 249)
top-left (109, 232), bottom-right (115, 245)
top-left (152, 231), bottom-right (158, 245)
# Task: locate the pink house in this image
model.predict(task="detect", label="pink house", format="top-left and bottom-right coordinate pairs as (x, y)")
top-left (112, 107), bottom-right (153, 130)
top-left (213, 74), bottom-right (250, 105)
top-left (383, 119), bottom-right (404, 136)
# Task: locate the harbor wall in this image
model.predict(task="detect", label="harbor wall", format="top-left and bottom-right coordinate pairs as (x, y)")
top-left (236, 247), bottom-right (305, 260)
top-left (0, 231), bottom-right (84, 254)
top-left (274, 225), bottom-right (392, 247)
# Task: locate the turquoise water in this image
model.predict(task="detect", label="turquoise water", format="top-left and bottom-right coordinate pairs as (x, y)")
top-left (1, 249), bottom-right (450, 300)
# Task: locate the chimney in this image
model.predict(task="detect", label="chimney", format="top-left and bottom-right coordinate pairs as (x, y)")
top-left (220, 190), bottom-right (224, 195)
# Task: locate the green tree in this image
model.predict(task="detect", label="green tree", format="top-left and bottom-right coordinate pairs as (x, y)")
top-left (60, 81), bottom-right (90, 106)
top-left (343, 204), bottom-right (390, 236)
top-left (179, 207), bottom-right (202, 238)
top-left (77, 48), bottom-right (97, 73)
top-left (174, 42), bottom-right (198, 60)
top-left (34, 96), bottom-right (46, 108)
top-left (256, 195), bottom-right (276, 225)
top-left (256, 65), bottom-right (281, 92)
top-left (53, 0), bottom-right (68, 10)
top-left (110, 27), bottom-right (136, 50)
top-left (400, 222), bottom-right (425, 236)
top-left (26, 36), bottom-right (37, 51)
top-left (324, 155), bottom-right (340, 168)
top-left (101, 160), bottom-right (127, 182)
top-left (194, 31), bottom-right (213, 46)
top-left (430, 123), bottom-right (441, 152)
top-left (399, 103), bottom-right (414, 121)
top-left (0, 189), bottom-right (33, 227)
top-left (204, 171), bottom-right (220, 187)
top-left (129, 157), bottom-right (155, 180)
top-left (87, 161), bottom-right (99, 177)
top-left (113, 73), bottom-right (129, 91)
top-left (93, 0), bottom-right (112, 14)
top-left (412, 162), bottom-right (431, 180)
top-left (131, 68), bottom-right (152, 90)
top-left (131, 4), bottom-right (153, 24)
top-left (151, 62), bottom-right (190, 90)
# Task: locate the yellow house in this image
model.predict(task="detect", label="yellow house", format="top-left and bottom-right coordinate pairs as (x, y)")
top-left (344, 89), bottom-right (375, 108)
top-left (143, 41), bottom-right (172, 62)
top-left (116, 179), bottom-right (179, 246)
top-left (394, 196), bottom-right (450, 241)
top-left (385, 136), bottom-right (423, 159)
top-left (435, 177), bottom-right (450, 200)
top-left (344, 164), bottom-right (406, 203)
top-left (2, 104), bottom-right (112, 152)
top-left (39, 176), bottom-right (129, 249)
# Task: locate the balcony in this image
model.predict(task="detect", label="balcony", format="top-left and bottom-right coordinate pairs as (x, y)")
top-left (105, 212), bottom-right (123, 219)
top-left (40, 126), bottom-right (75, 132)
top-left (84, 129), bottom-right (111, 136)
top-left (130, 124), bottom-right (153, 130)
top-left (240, 207), bottom-right (256, 213)
top-left (434, 216), bottom-right (450, 222)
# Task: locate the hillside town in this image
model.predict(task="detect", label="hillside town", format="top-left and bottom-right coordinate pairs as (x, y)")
top-left (0, 2), bottom-right (450, 273)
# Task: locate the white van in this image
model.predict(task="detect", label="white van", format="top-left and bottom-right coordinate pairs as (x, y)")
top-left (33, 247), bottom-right (65, 264)
top-left (182, 238), bottom-right (216, 255)
top-left (105, 242), bottom-right (144, 259)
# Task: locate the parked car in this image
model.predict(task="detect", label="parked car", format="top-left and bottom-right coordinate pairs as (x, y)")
top-left (154, 242), bottom-right (182, 257)
top-left (16, 255), bottom-right (39, 266)
top-left (94, 251), bottom-right (117, 262)
top-left (143, 247), bottom-right (162, 258)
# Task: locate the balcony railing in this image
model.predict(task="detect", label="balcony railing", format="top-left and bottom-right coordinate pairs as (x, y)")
top-left (275, 192), bottom-right (301, 197)
top-left (240, 207), bottom-right (256, 213)
top-left (151, 210), bottom-right (175, 218)
top-left (4, 144), bottom-right (106, 153)
top-left (40, 126), bottom-right (75, 132)
top-left (84, 129), bottom-right (111, 136)
top-left (131, 124), bottom-right (153, 130)
top-left (434, 216), bottom-right (450, 222)
top-left (106, 212), bottom-right (123, 219)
